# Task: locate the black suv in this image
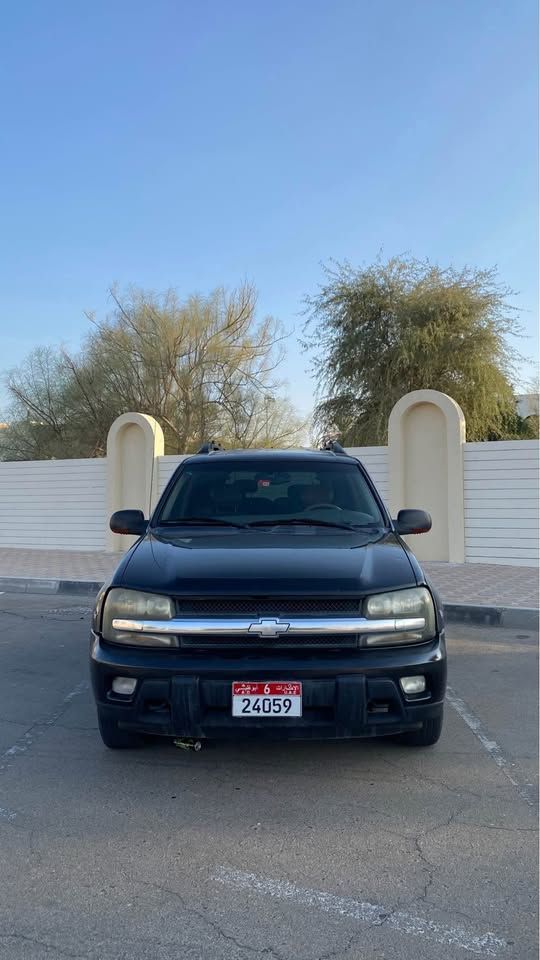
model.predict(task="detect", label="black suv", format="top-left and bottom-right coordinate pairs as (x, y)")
top-left (91, 444), bottom-right (446, 749)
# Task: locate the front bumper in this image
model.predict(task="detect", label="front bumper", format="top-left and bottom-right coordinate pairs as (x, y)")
top-left (90, 633), bottom-right (446, 740)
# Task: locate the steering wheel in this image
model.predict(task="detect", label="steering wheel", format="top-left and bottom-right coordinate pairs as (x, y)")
top-left (304, 503), bottom-right (344, 512)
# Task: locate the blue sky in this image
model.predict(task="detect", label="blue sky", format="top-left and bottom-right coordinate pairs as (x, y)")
top-left (1, 0), bottom-right (538, 416)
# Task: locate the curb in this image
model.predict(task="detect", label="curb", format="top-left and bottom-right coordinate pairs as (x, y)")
top-left (0, 577), bottom-right (102, 597)
top-left (443, 602), bottom-right (538, 631)
top-left (0, 577), bottom-right (538, 630)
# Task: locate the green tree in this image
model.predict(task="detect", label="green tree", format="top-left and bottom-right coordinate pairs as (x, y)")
top-left (303, 255), bottom-right (531, 443)
top-left (1, 284), bottom-right (307, 460)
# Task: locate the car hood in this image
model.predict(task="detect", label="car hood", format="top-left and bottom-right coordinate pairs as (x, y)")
top-left (117, 528), bottom-right (419, 597)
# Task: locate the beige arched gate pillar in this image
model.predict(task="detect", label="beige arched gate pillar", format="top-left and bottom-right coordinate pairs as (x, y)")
top-left (388, 390), bottom-right (466, 562)
top-left (106, 413), bottom-right (164, 552)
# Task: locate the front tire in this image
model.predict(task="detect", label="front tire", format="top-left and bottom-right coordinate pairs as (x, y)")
top-left (396, 712), bottom-right (443, 747)
top-left (98, 710), bottom-right (143, 749)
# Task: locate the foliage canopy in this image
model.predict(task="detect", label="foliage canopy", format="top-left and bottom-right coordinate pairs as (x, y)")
top-left (1, 284), bottom-right (306, 460)
top-left (303, 256), bottom-right (533, 443)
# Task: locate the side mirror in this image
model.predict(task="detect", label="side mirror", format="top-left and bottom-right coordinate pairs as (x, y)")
top-left (110, 509), bottom-right (148, 536)
top-left (394, 509), bottom-right (432, 535)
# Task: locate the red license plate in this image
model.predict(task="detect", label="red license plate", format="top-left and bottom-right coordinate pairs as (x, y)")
top-left (232, 681), bottom-right (302, 717)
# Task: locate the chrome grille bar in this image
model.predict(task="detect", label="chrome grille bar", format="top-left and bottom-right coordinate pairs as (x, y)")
top-left (112, 616), bottom-right (425, 636)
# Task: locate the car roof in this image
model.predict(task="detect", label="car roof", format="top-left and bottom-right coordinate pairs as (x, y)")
top-left (185, 448), bottom-right (356, 465)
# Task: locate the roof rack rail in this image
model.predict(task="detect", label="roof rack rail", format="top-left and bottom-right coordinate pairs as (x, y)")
top-left (197, 440), bottom-right (224, 454)
top-left (320, 437), bottom-right (349, 456)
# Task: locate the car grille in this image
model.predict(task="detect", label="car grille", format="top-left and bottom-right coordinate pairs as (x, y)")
top-left (179, 634), bottom-right (359, 650)
top-left (175, 596), bottom-right (361, 650)
top-left (175, 597), bottom-right (361, 616)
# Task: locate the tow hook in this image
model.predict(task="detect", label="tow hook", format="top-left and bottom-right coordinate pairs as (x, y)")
top-left (173, 738), bottom-right (202, 752)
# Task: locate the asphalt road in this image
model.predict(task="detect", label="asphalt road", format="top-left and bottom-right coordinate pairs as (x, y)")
top-left (0, 591), bottom-right (537, 960)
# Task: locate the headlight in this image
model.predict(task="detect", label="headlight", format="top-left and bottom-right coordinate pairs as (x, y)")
top-left (363, 587), bottom-right (436, 645)
top-left (101, 588), bottom-right (176, 647)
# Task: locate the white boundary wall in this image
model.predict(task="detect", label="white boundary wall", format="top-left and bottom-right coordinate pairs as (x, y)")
top-left (0, 437), bottom-right (537, 566)
top-left (158, 455), bottom-right (188, 495)
top-left (0, 457), bottom-right (107, 551)
top-left (347, 447), bottom-right (389, 503)
top-left (463, 440), bottom-right (539, 566)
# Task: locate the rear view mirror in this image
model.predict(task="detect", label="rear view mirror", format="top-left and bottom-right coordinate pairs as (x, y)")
top-left (394, 509), bottom-right (432, 535)
top-left (110, 510), bottom-right (147, 536)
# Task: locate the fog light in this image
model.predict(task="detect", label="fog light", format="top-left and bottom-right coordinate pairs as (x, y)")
top-left (112, 676), bottom-right (137, 696)
top-left (400, 676), bottom-right (426, 695)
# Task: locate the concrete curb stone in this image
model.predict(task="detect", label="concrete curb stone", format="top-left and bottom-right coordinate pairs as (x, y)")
top-left (443, 602), bottom-right (538, 631)
top-left (0, 577), bottom-right (102, 597)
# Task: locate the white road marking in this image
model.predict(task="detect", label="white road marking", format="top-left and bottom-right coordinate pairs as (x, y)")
top-left (0, 805), bottom-right (17, 822)
top-left (446, 685), bottom-right (536, 807)
top-left (45, 606), bottom-right (91, 615)
top-left (214, 867), bottom-right (507, 956)
top-left (0, 680), bottom-right (88, 771)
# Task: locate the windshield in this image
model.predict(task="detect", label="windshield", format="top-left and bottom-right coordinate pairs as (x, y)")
top-left (156, 458), bottom-right (386, 528)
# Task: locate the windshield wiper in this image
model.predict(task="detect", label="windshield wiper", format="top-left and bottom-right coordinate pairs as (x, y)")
top-left (157, 517), bottom-right (247, 528)
top-left (245, 517), bottom-right (359, 531)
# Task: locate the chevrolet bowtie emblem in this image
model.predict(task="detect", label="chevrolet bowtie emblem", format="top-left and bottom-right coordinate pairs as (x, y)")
top-left (247, 618), bottom-right (291, 638)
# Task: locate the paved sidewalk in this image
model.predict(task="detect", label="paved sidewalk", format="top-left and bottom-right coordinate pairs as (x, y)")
top-left (423, 560), bottom-right (538, 609)
top-left (0, 547), bottom-right (537, 609)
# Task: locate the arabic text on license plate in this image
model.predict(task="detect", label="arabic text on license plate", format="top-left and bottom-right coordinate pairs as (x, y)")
top-left (232, 682), bottom-right (302, 717)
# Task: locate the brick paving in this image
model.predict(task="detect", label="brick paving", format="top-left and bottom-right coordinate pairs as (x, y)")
top-left (0, 549), bottom-right (118, 583)
top-left (423, 560), bottom-right (538, 609)
top-left (0, 547), bottom-right (537, 609)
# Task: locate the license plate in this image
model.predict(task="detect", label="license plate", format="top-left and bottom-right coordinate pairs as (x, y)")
top-left (232, 682), bottom-right (302, 717)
